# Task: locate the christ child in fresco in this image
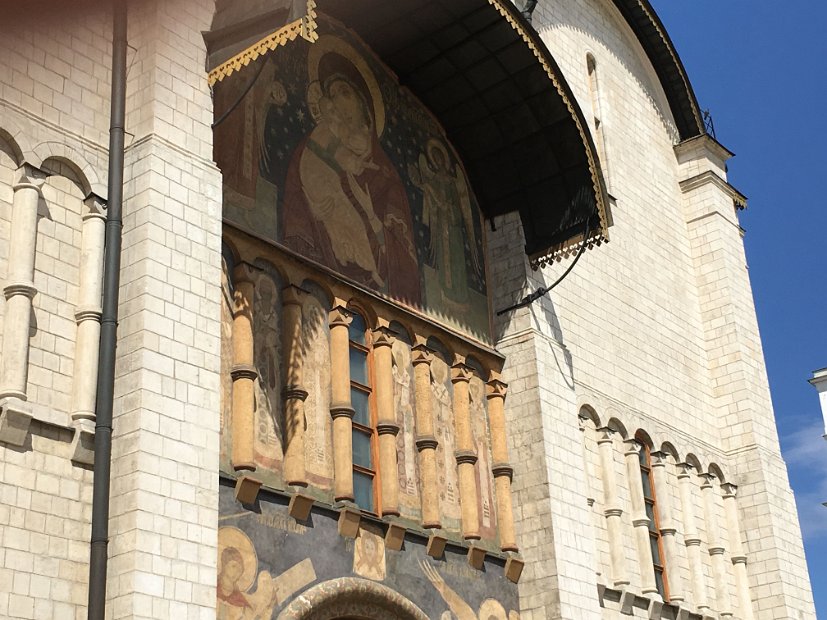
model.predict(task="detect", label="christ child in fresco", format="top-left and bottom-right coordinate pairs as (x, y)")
top-left (282, 41), bottom-right (421, 304)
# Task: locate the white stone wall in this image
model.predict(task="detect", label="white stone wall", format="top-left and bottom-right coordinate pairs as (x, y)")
top-left (492, 0), bottom-right (815, 618)
top-left (0, 0), bottom-right (815, 619)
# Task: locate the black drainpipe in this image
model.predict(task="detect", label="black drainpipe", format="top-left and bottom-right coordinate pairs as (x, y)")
top-left (88, 0), bottom-right (127, 618)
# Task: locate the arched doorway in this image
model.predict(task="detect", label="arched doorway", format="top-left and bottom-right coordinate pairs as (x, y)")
top-left (277, 577), bottom-right (428, 620)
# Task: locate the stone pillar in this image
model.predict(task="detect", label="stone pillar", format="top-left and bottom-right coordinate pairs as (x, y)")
top-left (721, 483), bottom-right (755, 620)
top-left (650, 452), bottom-right (684, 603)
top-left (597, 428), bottom-right (629, 587)
top-left (282, 285), bottom-right (308, 487)
top-left (0, 166), bottom-right (44, 401)
top-left (578, 415), bottom-right (604, 582)
top-left (623, 440), bottom-right (658, 596)
top-left (700, 474), bottom-right (733, 619)
top-left (373, 323), bottom-right (400, 517)
top-left (452, 358), bottom-right (480, 540)
top-left (230, 263), bottom-right (257, 472)
top-left (677, 464), bottom-right (709, 613)
top-left (329, 302), bottom-right (354, 502)
top-left (486, 373), bottom-right (518, 552)
top-left (69, 194), bottom-right (106, 431)
top-left (412, 341), bottom-right (440, 529)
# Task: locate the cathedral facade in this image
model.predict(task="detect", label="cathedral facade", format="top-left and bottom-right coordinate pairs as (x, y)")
top-left (0, 0), bottom-right (816, 618)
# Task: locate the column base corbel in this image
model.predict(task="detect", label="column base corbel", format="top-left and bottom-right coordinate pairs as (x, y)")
top-left (384, 521), bottom-right (406, 551)
top-left (0, 398), bottom-right (32, 447)
top-left (234, 474), bottom-right (263, 504)
top-left (504, 554), bottom-right (524, 583)
top-left (337, 504), bottom-right (361, 538)
top-left (467, 544), bottom-right (486, 570)
top-left (70, 427), bottom-right (95, 466)
top-left (426, 531), bottom-right (447, 558)
top-left (288, 491), bottom-right (314, 521)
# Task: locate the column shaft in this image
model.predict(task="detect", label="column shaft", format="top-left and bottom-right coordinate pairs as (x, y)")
top-left (373, 326), bottom-right (400, 516)
top-left (282, 285), bottom-right (308, 487)
top-left (677, 465), bottom-right (710, 613)
top-left (623, 441), bottom-right (658, 596)
top-left (412, 345), bottom-right (440, 529)
top-left (70, 200), bottom-right (106, 430)
top-left (487, 377), bottom-right (517, 552)
top-left (452, 361), bottom-right (479, 540)
top-left (0, 170), bottom-right (42, 400)
top-left (722, 484), bottom-right (755, 620)
top-left (650, 453), bottom-right (684, 603)
top-left (230, 265), bottom-right (257, 471)
top-left (701, 475), bottom-right (732, 618)
top-left (597, 429), bottom-right (629, 587)
top-left (329, 304), bottom-right (354, 502)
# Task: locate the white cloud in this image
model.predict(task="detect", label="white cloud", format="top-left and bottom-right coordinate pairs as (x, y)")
top-left (781, 421), bottom-right (827, 541)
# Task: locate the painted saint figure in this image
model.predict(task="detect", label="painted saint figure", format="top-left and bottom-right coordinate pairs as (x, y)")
top-left (411, 138), bottom-right (482, 307)
top-left (282, 36), bottom-right (421, 303)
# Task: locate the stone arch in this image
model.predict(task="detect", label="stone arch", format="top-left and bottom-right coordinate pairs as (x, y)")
top-left (277, 577), bottom-right (428, 620)
top-left (32, 141), bottom-right (105, 198)
top-left (633, 428), bottom-right (654, 448)
top-left (707, 462), bottom-right (726, 484)
top-left (578, 404), bottom-right (602, 429)
top-left (0, 119), bottom-right (34, 166)
top-left (683, 453), bottom-right (703, 473)
top-left (659, 441), bottom-right (680, 462)
top-left (300, 277), bottom-right (334, 310)
top-left (606, 415), bottom-right (628, 439)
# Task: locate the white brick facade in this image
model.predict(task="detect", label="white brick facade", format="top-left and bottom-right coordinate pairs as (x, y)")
top-left (0, 0), bottom-right (815, 619)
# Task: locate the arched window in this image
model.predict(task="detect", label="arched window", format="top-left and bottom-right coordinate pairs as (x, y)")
top-left (637, 438), bottom-right (669, 599)
top-left (586, 53), bottom-right (611, 189)
top-left (349, 309), bottom-right (378, 513)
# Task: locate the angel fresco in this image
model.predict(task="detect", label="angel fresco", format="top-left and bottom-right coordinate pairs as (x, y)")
top-left (217, 527), bottom-right (316, 620)
top-left (410, 137), bottom-right (483, 308)
top-left (420, 561), bottom-right (520, 620)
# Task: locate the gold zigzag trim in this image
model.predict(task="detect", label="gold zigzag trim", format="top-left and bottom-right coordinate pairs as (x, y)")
top-left (208, 0), bottom-right (318, 86)
top-left (488, 0), bottom-right (610, 267)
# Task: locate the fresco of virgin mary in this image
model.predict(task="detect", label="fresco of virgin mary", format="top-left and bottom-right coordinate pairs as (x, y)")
top-left (281, 35), bottom-right (422, 305)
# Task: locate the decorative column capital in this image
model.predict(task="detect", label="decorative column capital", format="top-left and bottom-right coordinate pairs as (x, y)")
top-left (650, 451), bottom-right (668, 468)
top-left (328, 303), bottom-right (352, 328)
top-left (83, 193), bottom-right (107, 219)
top-left (676, 462), bottom-right (694, 478)
top-left (623, 438), bottom-right (642, 456)
top-left (451, 360), bottom-right (473, 384)
top-left (13, 164), bottom-right (46, 192)
top-left (411, 345), bottom-right (433, 366)
top-left (699, 472), bottom-right (716, 489)
top-left (371, 322), bottom-right (396, 348)
top-left (232, 261), bottom-right (257, 285)
top-left (282, 283), bottom-right (307, 307)
top-left (596, 427), bottom-right (615, 444)
top-left (721, 482), bottom-right (738, 498)
top-left (486, 376), bottom-right (508, 399)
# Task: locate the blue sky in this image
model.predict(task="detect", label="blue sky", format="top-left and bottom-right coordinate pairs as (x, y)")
top-left (649, 1), bottom-right (827, 614)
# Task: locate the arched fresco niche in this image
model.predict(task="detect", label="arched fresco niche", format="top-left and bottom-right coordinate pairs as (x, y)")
top-left (251, 259), bottom-right (285, 478)
top-left (468, 360), bottom-right (497, 543)
top-left (219, 242), bottom-right (236, 469)
top-left (389, 321), bottom-right (420, 522)
top-left (301, 279), bottom-right (334, 491)
top-left (213, 16), bottom-right (490, 342)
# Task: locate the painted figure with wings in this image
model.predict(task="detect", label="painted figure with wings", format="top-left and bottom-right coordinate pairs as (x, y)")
top-left (410, 137), bottom-right (483, 306)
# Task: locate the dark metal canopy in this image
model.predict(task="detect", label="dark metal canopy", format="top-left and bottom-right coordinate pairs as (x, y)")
top-left (207, 0), bottom-right (614, 265)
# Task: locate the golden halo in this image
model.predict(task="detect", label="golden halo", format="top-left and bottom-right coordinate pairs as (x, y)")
top-left (426, 137), bottom-right (451, 169)
top-left (308, 35), bottom-right (385, 137)
top-left (218, 526), bottom-right (258, 592)
top-left (478, 599), bottom-right (508, 620)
